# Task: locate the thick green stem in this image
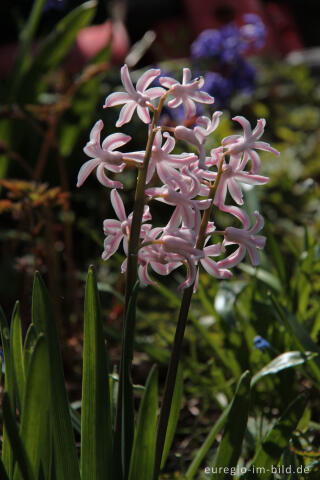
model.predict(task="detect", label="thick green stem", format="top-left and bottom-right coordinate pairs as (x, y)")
top-left (153, 153), bottom-right (226, 479)
top-left (114, 94), bottom-right (168, 479)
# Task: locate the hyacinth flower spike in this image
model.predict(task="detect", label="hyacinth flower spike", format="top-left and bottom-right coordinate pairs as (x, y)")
top-left (222, 116), bottom-right (280, 173)
top-left (103, 64), bottom-right (165, 127)
top-left (77, 119), bottom-right (138, 189)
top-left (160, 68), bottom-right (215, 119)
top-left (218, 211), bottom-right (266, 269)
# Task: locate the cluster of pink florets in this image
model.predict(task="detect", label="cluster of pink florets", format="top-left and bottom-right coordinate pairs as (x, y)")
top-left (77, 64), bottom-right (279, 290)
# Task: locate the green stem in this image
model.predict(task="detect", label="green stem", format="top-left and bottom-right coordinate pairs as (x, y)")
top-left (114, 94), bottom-right (168, 479)
top-left (153, 153), bottom-right (226, 479)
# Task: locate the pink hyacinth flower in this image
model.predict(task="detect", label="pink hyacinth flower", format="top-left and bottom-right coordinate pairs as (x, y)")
top-left (103, 64), bottom-right (165, 127)
top-left (213, 152), bottom-right (269, 208)
top-left (222, 116), bottom-right (280, 174)
top-left (77, 119), bottom-right (133, 189)
top-left (175, 111), bottom-right (222, 167)
top-left (160, 68), bottom-right (215, 119)
top-left (218, 211), bottom-right (266, 269)
top-left (102, 189), bottom-right (151, 261)
top-left (200, 240), bottom-right (232, 280)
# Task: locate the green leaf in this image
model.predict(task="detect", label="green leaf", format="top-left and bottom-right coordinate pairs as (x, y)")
top-left (81, 266), bottom-right (113, 479)
top-left (9, 0), bottom-right (46, 98)
top-left (212, 371), bottom-right (251, 479)
top-left (271, 296), bottom-right (320, 382)
top-left (13, 335), bottom-right (50, 480)
top-left (128, 366), bottom-right (158, 480)
top-left (2, 392), bottom-right (33, 480)
top-left (244, 395), bottom-right (306, 480)
top-left (251, 351), bottom-right (316, 387)
top-left (0, 307), bottom-right (14, 476)
top-left (185, 405), bottom-right (231, 480)
top-left (10, 302), bottom-right (26, 411)
top-left (0, 458), bottom-right (9, 480)
top-left (114, 281), bottom-right (140, 479)
top-left (160, 363), bottom-right (183, 470)
top-left (32, 273), bottom-right (80, 480)
top-left (22, 1), bottom-right (97, 100)
top-left (23, 323), bottom-right (38, 374)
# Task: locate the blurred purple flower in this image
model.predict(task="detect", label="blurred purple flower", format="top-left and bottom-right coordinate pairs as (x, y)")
top-left (202, 72), bottom-right (232, 107)
top-left (231, 58), bottom-right (256, 94)
top-left (191, 29), bottom-right (221, 60)
top-left (241, 14), bottom-right (267, 51)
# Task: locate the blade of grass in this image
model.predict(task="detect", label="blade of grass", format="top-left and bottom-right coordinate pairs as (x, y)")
top-left (128, 366), bottom-right (158, 480)
top-left (185, 405), bottom-right (231, 480)
top-left (32, 272), bottom-right (80, 480)
top-left (13, 335), bottom-right (50, 480)
top-left (211, 371), bottom-right (251, 479)
top-left (81, 266), bottom-right (113, 479)
top-left (160, 363), bottom-right (183, 470)
top-left (10, 302), bottom-right (26, 411)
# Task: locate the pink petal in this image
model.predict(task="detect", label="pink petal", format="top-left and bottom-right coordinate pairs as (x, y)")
top-left (102, 233), bottom-right (123, 260)
top-left (116, 102), bottom-right (137, 127)
top-left (103, 91), bottom-right (132, 108)
top-left (249, 211), bottom-right (264, 234)
top-left (201, 257), bottom-right (224, 277)
top-left (89, 119), bottom-right (103, 142)
top-left (110, 188), bottom-right (127, 221)
top-left (167, 97), bottom-right (183, 109)
top-left (218, 245), bottom-right (246, 268)
top-left (236, 172), bottom-right (269, 185)
top-left (252, 141), bottom-right (280, 156)
top-left (228, 178), bottom-right (244, 205)
top-left (204, 243), bottom-right (221, 256)
top-left (77, 158), bottom-right (101, 187)
top-left (232, 116), bottom-right (252, 138)
top-left (96, 165), bottom-right (123, 189)
top-left (190, 90), bottom-right (215, 104)
top-left (137, 105), bottom-right (151, 124)
top-left (162, 132), bottom-right (175, 153)
top-left (102, 132), bottom-right (131, 151)
top-left (251, 118), bottom-right (266, 139)
top-left (220, 205), bottom-right (250, 229)
top-left (120, 64), bottom-right (136, 96)
top-left (183, 97), bottom-right (196, 119)
top-left (182, 68), bottom-right (192, 84)
top-left (159, 76), bottom-right (178, 88)
top-left (247, 244), bottom-right (262, 266)
top-left (103, 219), bottom-right (121, 235)
top-left (145, 86), bottom-right (166, 99)
top-left (136, 68), bottom-right (161, 92)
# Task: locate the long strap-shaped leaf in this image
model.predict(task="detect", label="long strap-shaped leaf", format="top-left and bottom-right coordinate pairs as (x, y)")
top-left (81, 266), bottom-right (113, 479)
top-left (211, 371), bottom-right (251, 479)
top-left (185, 404), bottom-right (231, 480)
top-left (10, 302), bottom-right (26, 412)
top-left (32, 273), bottom-right (80, 480)
top-left (0, 307), bottom-right (14, 477)
top-left (129, 365), bottom-right (158, 480)
top-left (2, 392), bottom-right (33, 480)
top-left (243, 394), bottom-right (306, 480)
top-left (114, 281), bottom-right (140, 479)
top-left (13, 335), bottom-right (50, 480)
top-left (160, 363), bottom-right (183, 470)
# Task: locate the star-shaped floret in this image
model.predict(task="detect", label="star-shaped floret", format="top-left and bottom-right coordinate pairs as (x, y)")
top-left (160, 68), bottom-right (215, 119)
top-left (104, 64), bottom-right (165, 127)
